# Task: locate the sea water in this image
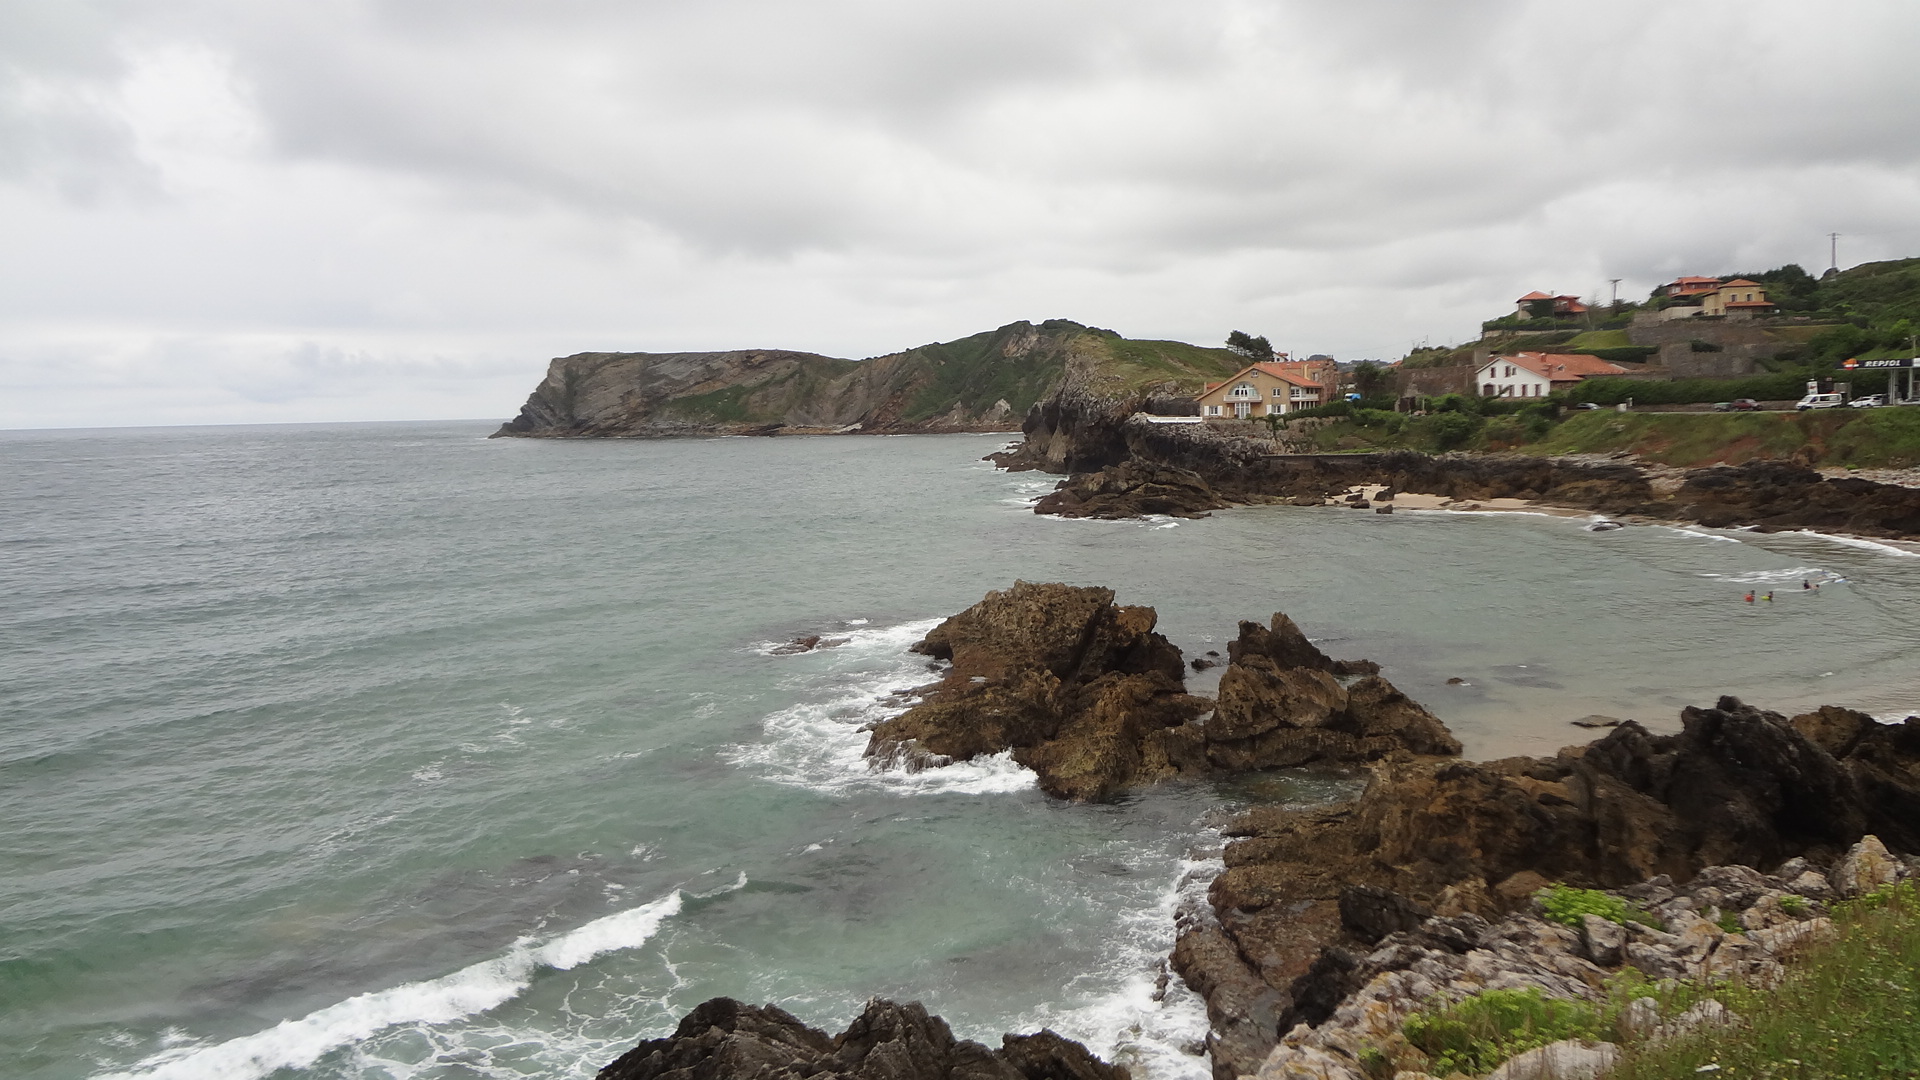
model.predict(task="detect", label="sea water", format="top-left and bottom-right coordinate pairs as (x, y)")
top-left (4, 422), bottom-right (1918, 1080)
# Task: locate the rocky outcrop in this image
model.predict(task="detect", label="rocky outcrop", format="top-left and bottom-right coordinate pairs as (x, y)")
top-left (1021, 417), bottom-right (1920, 539)
top-left (1175, 696), bottom-right (1920, 1079)
top-left (863, 582), bottom-right (1207, 801)
top-left (863, 586), bottom-right (1457, 802)
top-left (599, 997), bottom-right (1129, 1080)
top-left (1248, 846), bottom-right (1905, 1080)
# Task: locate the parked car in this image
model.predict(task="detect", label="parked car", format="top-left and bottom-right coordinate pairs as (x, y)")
top-left (1796, 393), bottom-right (1846, 410)
top-left (1573, 402), bottom-right (1603, 410)
top-left (1849, 394), bottom-right (1887, 408)
top-left (1730, 398), bottom-right (1763, 411)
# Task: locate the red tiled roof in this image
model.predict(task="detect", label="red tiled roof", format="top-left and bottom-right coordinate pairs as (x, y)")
top-left (1487, 352), bottom-right (1629, 381)
top-left (1720, 278), bottom-right (1760, 287)
top-left (1516, 291), bottom-right (1554, 302)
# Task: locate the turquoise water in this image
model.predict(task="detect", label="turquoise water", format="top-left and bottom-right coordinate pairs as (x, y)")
top-left (3, 422), bottom-right (1918, 1080)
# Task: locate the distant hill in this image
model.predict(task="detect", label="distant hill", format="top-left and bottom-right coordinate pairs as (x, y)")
top-left (492, 320), bottom-right (1246, 438)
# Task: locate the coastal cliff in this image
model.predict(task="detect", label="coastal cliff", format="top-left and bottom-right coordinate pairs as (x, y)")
top-left (492, 321), bottom-right (1242, 439)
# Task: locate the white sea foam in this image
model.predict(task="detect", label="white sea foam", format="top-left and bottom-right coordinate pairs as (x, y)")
top-left (1008, 852), bottom-right (1222, 1080)
top-left (725, 617), bottom-right (1038, 796)
top-left (95, 891), bottom-right (688, 1080)
top-left (1663, 526), bottom-right (1744, 543)
top-left (1699, 565), bottom-right (1830, 585)
top-left (1789, 530), bottom-right (1920, 558)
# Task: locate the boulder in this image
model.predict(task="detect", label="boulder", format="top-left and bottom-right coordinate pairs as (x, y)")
top-left (1482, 1040), bottom-right (1618, 1080)
top-left (867, 583), bottom-right (1204, 801)
top-left (1832, 834), bottom-right (1903, 898)
top-left (599, 998), bottom-right (1129, 1080)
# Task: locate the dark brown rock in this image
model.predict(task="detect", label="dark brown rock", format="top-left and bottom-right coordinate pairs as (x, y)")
top-left (1173, 695), bottom-right (1920, 1076)
top-left (867, 583), bottom-right (1205, 801)
top-left (867, 589), bottom-right (1457, 802)
top-left (600, 998), bottom-right (1126, 1080)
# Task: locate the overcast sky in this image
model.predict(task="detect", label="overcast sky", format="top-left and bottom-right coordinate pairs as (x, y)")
top-left (4, 0), bottom-right (1918, 428)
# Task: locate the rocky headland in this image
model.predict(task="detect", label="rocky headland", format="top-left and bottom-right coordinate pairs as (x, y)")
top-left (491, 321), bottom-right (1240, 441)
top-left (596, 585), bottom-right (1920, 1080)
top-left (1004, 413), bottom-right (1920, 540)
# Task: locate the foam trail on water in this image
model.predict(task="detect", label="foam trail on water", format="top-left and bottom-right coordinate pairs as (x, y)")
top-left (95, 891), bottom-right (686, 1080)
top-left (726, 617), bottom-right (1038, 796)
top-left (1789, 530), bottom-right (1920, 558)
top-left (1699, 565), bottom-right (1829, 585)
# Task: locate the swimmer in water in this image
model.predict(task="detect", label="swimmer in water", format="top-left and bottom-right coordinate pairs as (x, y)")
top-left (1764, 591), bottom-right (1774, 601)
top-left (1745, 591), bottom-right (1755, 603)
top-left (1803, 578), bottom-right (1811, 590)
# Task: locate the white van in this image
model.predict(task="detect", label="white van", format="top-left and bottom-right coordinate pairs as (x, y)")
top-left (1796, 393), bottom-right (1845, 410)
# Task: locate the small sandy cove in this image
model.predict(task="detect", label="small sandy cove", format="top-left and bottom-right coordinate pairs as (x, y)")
top-left (1343, 485), bottom-right (1595, 519)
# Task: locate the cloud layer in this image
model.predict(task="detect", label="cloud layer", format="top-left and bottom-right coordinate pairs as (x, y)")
top-left (4, 0), bottom-right (1918, 427)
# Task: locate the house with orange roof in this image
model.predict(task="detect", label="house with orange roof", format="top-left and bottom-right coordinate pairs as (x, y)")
top-left (1515, 291), bottom-right (1590, 318)
top-left (1477, 352), bottom-right (1629, 398)
top-left (1657, 276), bottom-right (1725, 300)
top-left (1700, 279), bottom-right (1777, 316)
top-left (1195, 360), bottom-right (1332, 419)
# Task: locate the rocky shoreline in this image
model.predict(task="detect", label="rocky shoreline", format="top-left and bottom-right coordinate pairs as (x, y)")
top-left (594, 584), bottom-right (1920, 1080)
top-left (996, 412), bottom-right (1920, 541)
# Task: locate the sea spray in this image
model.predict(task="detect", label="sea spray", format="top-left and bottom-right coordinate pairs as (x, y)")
top-left (98, 891), bottom-right (690, 1080)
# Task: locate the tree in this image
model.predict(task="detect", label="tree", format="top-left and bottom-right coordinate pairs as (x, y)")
top-left (1523, 299), bottom-right (1556, 319)
top-left (1226, 331), bottom-right (1274, 360)
top-left (1349, 361), bottom-right (1393, 400)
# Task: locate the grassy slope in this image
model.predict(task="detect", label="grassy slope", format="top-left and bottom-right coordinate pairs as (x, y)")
top-left (1529, 409), bottom-right (1920, 468)
top-left (653, 321), bottom-right (1245, 427)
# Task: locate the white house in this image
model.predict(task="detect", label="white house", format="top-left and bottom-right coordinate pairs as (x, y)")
top-left (1478, 352), bottom-right (1629, 398)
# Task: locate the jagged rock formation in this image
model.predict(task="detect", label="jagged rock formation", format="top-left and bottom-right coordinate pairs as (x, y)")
top-left (1249, 838), bottom-right (1916, 1080)
top-left (493, 321), bottom-right (1242, 440)
top-left (863, 585), bottom-right (1457, 802)
top-left (598, 997), bottom-right (1130, 1080)
top-left (1024, 417), bottom-right (1920, 538)
top-left (1175, 696), bottom-right (1920, 1079)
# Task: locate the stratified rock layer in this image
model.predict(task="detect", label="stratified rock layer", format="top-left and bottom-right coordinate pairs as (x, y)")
top-left (599, 997), bottom-right (1130, 1080)
top-left (863, 586), bottom-right (1457, 801)
top-left (1176, 696), bottom-right (1920, 1079)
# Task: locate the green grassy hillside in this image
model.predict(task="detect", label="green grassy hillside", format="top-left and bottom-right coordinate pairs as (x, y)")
top-left (1531, 408), bottom-right (1920, 467)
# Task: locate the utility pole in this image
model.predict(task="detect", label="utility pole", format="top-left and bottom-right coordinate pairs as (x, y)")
top-left (1829, 232), bottom-right (1840, 273)
top-left (1608, 278), bottom-right (1621, 309)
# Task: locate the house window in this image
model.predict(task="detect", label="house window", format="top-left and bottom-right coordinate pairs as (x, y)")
top-left (1204, 405), bottom-right (1221, 416)
top-left (1504, 365), bottom-right (1515, 377)
top-left (1272, 387), bottom-right (1285, 397)
top-left (1484, 384), bottom-right (1496, 396)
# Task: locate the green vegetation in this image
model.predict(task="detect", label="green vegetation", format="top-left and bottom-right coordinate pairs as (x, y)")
top-left (898, 329), bottom-right (1065, 422)
top-left (1404, 988), bottom-right (1610, 1076)
top-left (660, 381), bottom-right (764, 423)
top-left (1611, 880), bottom-right (1920, 1080)
top-left (1566, 329), bottom-right (1633, 350)
top-left (1225, 330), bottom-right (1275, 360)
top-left (1539, 884), bottom-right (1662, 930)
top-left (1385, 882), bottom-right (1920, 1079)
top-left (1092, 333), bottom-right (1246, 394)
top-left (1568, 372), bottom-right (1809, 406)
top-left (1530, 409), bottom-right (1920, 468)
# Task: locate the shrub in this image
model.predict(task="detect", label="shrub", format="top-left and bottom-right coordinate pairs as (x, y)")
top-left (1426, 411), bottom-right (1479, 450)
top-left (1779, 894), bottom-right (1808, 915)
top-left (1404, 988), bottom-right (1607, 1076)
top-left (1538, 885), bottom-right (1662, 929)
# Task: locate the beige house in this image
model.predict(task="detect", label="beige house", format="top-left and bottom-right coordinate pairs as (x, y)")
top-left (1700, 279), bottom-right (1776, 316)
top-left (1196, 362), bottom-right (1330, 419)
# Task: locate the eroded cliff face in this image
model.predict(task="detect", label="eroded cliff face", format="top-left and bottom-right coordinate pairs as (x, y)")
top-left (492, 320), bottom-right (1240, 439)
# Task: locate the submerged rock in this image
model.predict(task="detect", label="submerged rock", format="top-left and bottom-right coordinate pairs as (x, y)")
top-left (598, 997), bottom-right (1130, 1080)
